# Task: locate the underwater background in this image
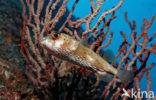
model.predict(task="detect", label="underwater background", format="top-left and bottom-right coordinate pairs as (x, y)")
top-left (67, 0), bottom-right (156, 93)
top-left (0, 0), bottom-right (155, 99)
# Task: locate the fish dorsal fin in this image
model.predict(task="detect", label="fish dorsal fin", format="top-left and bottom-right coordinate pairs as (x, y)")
top-left (102, 49), bottom-right (115, 64)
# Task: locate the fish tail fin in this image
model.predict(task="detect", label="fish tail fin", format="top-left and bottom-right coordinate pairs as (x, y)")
top-left (116, 69), bottom-right (134, 84)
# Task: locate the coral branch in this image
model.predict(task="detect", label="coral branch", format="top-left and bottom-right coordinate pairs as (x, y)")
top-left (19, 0), bottom-right (155, 99)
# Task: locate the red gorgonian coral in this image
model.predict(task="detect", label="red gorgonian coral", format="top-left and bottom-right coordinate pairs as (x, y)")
top-left (19, 0), bottom-right (156, 99)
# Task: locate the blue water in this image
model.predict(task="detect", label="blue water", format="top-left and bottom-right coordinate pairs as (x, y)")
top-left (67, 0), bottom-right (156, 93)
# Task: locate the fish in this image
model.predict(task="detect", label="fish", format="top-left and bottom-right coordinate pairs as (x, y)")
top-left (102, 49), bottom-right (115, 64)
top-left (41, 32), bottom-right (133, 84)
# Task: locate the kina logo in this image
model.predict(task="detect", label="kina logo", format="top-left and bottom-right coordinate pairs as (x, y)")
top-left (121, 88), bottom-right (130, 98)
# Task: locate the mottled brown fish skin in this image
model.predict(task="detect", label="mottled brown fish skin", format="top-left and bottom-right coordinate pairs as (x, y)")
top-left (73, 44), bottom-right (118, 74)
top-left (41, 33), bottom-right (118, 75)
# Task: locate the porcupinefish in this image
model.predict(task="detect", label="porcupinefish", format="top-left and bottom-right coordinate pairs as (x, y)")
top-left (41, 32), bottom-right (133, 84)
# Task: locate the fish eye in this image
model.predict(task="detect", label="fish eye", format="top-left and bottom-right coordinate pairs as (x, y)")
top-left (54, 33), bottom-right (58, 38)
top-left (51, 33), bottom-right (60, 40)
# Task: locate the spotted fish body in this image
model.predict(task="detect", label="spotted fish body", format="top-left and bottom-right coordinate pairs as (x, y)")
top-left (41, 32), bottom-right (133, 84)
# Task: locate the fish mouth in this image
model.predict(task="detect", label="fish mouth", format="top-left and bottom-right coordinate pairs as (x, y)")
top-left (40, 37), bottom-right (47, 45)
top-left (40, 36), bottom-right (53, 49)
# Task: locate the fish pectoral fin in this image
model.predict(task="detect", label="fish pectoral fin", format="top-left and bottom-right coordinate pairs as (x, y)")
top-left (79, 37), bottom-right (92, 47)
top-left (58, 61), bottom-right (73, 77)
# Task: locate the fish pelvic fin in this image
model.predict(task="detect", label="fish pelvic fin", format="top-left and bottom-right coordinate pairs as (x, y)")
top-left (116, 69), bottom-right (134, 84)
